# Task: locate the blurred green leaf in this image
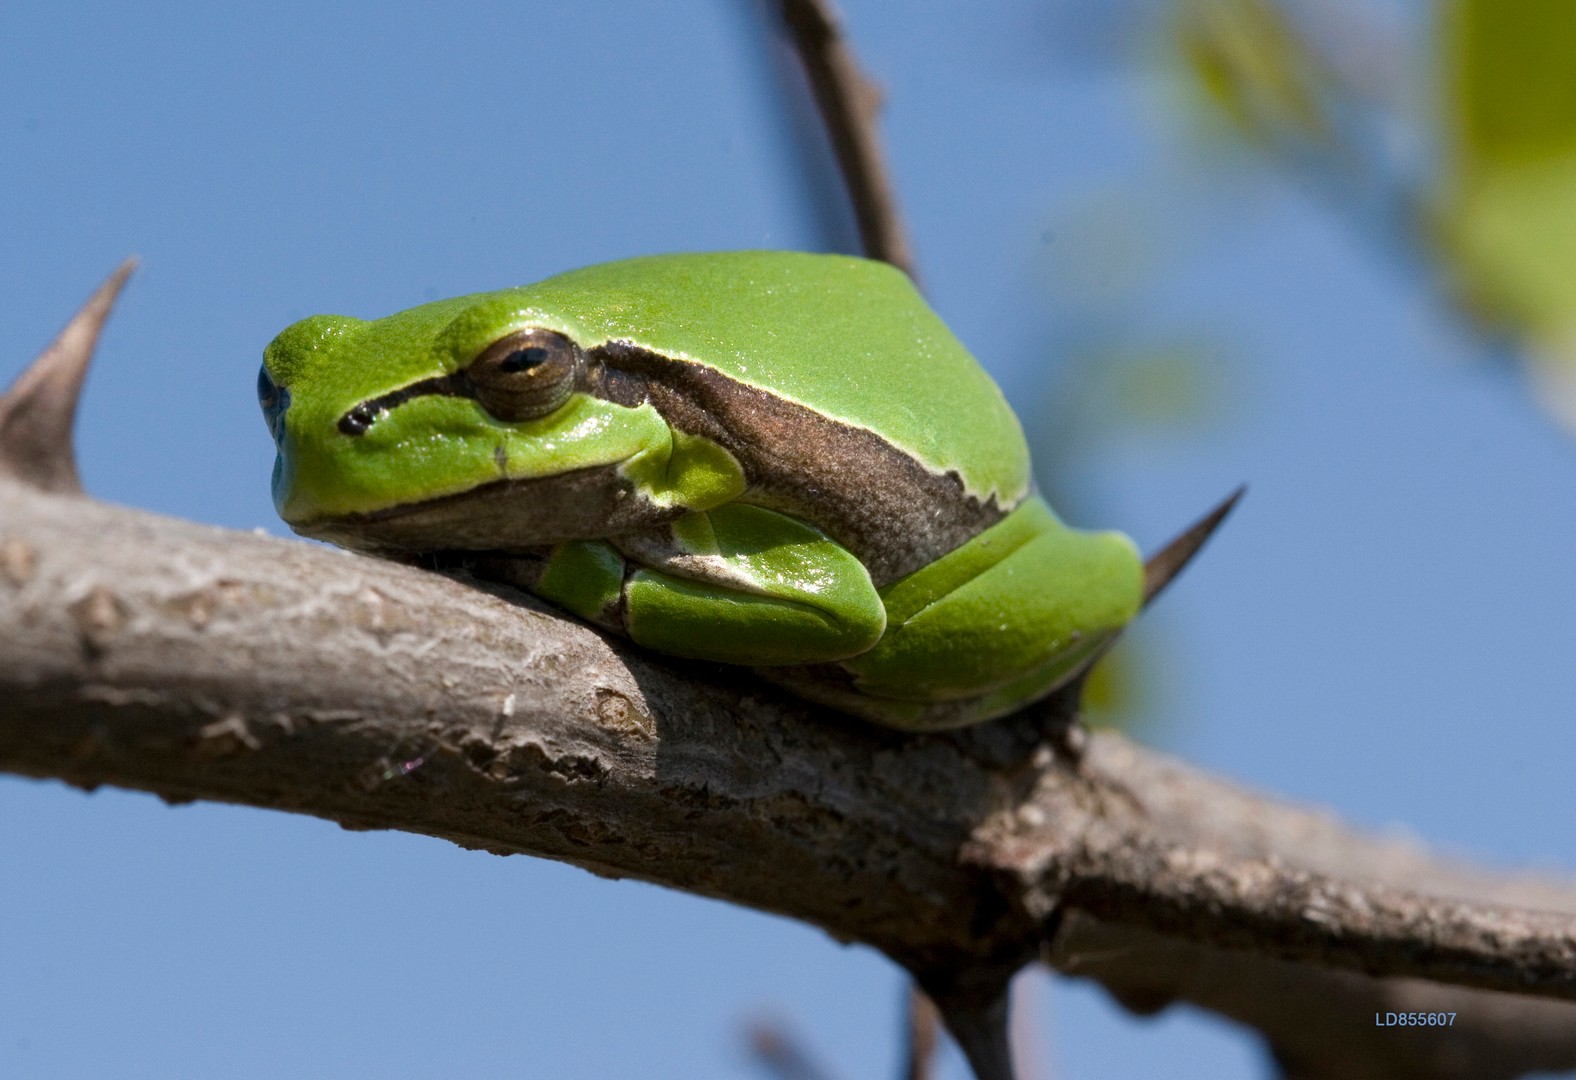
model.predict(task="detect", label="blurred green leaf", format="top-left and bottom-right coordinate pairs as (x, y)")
top-left (1438, 0), bottom-right (1576, 331)
top-left (1436, 0), bottom-right (1576, 427)
top-left (1446, 0), bottom-right (1576, 169)
top-left (1029, 339), bottom-right (1231, 738)
top-left (1436, 157), bottom-right (1576, 331)
top-left (1079, 649), bottom-right (1149, 732)
top-left (1101, 343), bottom-right (1227, 429)
top-left (1032, 342), bottom-right (1231, 473)
top-left (1176, 0), bottom-right (1331, 145)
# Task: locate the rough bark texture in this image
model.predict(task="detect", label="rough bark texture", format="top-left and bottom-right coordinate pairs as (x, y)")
top-left (6, 477), bottom-right (1576, 1078)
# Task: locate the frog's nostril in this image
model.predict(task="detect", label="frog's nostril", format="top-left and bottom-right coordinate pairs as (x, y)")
top-left (338, 405), bottom-right (379, 436)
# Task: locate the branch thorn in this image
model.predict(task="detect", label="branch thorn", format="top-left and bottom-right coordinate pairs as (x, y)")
top-left (918, 973), bottom-right (1017, 1080)
top-left (1143, 485), bottom-right (1245, 608)
top-left (0, 259), bottom-right (137, 493)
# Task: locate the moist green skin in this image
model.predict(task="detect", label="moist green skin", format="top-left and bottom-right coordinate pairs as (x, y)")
top-left (261, 251), bottom-right (1143, 729)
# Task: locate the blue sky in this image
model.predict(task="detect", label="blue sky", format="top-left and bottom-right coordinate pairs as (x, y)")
top-left (4, 2), bottom-right (1575, 1078)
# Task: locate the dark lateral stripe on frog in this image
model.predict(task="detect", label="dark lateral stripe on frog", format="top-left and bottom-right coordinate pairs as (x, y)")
top-left (337, 372), bottom-right (472, 436)
top-left (292, 459), bottom-right (675, 556)
top-left (588, 341), bottom-right (1011, 586)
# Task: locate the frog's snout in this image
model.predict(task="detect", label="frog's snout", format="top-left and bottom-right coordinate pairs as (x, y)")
top-left (256, 364), bottom-right (290, 443)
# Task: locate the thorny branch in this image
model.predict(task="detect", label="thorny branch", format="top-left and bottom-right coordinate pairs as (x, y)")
top-left (5, 273), bottom-right (1576, 1080)
top-left (6, 8), bottom-right (1576, 1080)
top-left (6, 444), bottom-right (1576, 1079)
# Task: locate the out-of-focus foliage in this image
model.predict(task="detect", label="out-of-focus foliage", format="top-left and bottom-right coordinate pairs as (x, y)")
top-left (1438, 0), bottom-right (1576, 326)
top-left (1177, 0), bottom-right (1333, 145)
top-left (1024, 143), bottom-right (1238, 736)
top-left (1080, 649), bottom-right (1148, 730)
top-left (1435, 0), bottom-right (1576, 427)
top-left (1173, 0), bottom-right (1576, 433)
top-left (1026, 179), bottom-right (1235, 734)
top-left (1038, 339), bottom-right (1226, 733)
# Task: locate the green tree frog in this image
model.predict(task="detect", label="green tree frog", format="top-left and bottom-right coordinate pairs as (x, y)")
top-left (258, 251), bottom-right (1143, 729)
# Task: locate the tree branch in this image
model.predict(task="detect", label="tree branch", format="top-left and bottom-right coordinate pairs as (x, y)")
top-left (6, 475), bottom-right (1576, 1077)
top-left (777, 0), bottom-right (916, 280)
top-left (1035, 739), bottom-right (1576, 1079)
top-left (1011, 735), bottom-right (1576, 996)
top-left (903, 984), bottom-right (940, 1080)
top-left (1051, 915), bottom-right (1576, 1080)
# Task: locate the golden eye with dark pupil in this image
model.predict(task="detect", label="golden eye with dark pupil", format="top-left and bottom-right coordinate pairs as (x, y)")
top-left (466, 328), bottom-right (580, 421)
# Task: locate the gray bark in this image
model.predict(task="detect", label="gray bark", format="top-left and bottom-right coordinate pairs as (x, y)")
top-left (5, 477), bottom-right (1576, 1078)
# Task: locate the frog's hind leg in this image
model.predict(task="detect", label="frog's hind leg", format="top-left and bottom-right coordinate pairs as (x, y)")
top-left (793, 488), bottom-right (1242, 731)
top-left (1042, 484), bottom-right (1247, 707)
top-left (826, 497), bottom-right (1145, 728)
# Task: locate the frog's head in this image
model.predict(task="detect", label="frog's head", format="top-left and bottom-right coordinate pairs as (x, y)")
top-left (258, 291), bottom-right (679, 554)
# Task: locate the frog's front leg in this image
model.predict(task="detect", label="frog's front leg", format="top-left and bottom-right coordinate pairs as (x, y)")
top-left (521, 503), bottom-right (887, 666)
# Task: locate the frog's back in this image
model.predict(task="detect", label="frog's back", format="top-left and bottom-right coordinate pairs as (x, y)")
top-left (507, 251), bottom-right (1031, 509)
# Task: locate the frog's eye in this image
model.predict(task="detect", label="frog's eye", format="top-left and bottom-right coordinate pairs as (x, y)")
top-left (257, 364), bottom-right (290, 441)
top-left (465, 328), bottom-right (581, 422)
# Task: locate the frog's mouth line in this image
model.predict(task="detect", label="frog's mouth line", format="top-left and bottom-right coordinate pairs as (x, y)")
top-left (291, 460), bottom-right (681, 556)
